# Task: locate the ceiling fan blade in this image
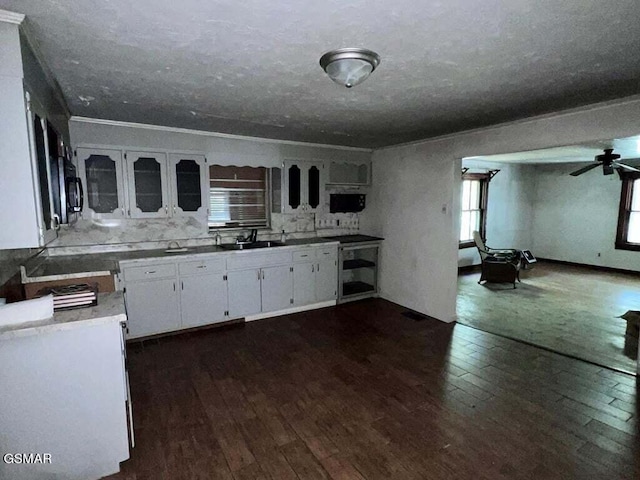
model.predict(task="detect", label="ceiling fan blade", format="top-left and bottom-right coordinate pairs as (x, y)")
top-left (570, 163), bottom-right (600, 176)
top-left (615, 162), bottom-right (640, 173)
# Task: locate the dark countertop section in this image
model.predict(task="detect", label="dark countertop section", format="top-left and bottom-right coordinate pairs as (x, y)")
top-left (23, 237), bottom-right (339, 282)
top-left (326, 235), bottom-right (384, 244)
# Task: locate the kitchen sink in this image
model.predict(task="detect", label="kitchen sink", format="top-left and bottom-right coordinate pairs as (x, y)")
top-left (219, 241), bottom-right (285, 251)
top-left (165, 248), bottom-right (190, 253)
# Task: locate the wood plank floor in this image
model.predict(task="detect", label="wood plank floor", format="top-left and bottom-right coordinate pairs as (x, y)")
top-left (108, 299), bottom-right (638, 480)
top-left (457, 262), bottom-right (640, 374)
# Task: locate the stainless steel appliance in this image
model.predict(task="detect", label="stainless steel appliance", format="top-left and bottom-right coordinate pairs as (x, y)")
top-left (329, 193), bottom-right (366, 213)
top-left (47, 124), bottom-right (82, 225)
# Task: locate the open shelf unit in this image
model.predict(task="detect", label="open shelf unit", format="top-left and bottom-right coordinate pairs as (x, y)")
top-left (338, 241), bottom-right (380, 303)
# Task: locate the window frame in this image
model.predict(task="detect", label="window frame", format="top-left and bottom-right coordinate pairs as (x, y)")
top-left (459, 172), bottom-right (490, 249)
top-left (615, 172), bottom-right (640, 251)
top-left (208, 165), bottom-right (271, 230)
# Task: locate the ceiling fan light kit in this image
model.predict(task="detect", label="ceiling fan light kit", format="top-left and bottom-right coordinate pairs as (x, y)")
top-left (319, 48), bottom-right (380, 88)
top-left (569, 148), bottom-right (640, 177)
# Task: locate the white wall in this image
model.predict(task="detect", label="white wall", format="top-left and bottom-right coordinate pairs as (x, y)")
top-left (530, 162), bottom-right (640, 271)
top-left (70, 119), bottom-right (371, 167)
top-left (458, 161), bottom-right (536, 267)
top-left (370, 96), bottom-right (640, 323)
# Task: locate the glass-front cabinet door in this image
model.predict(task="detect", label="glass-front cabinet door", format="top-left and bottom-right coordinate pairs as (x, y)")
top-left (77, 148), bottom-right (126, 219)
top-left (29, 112), bottom-right (57, 243)
top-left (126, 151), bottom-right (169, 218)
top-left (307, 163), bottom-right (321, 211)
top-left (168, 154), bottom-right (208, 218)
top-left (283, 160), bottom-right (325, 213)
top-left (285, 161), bottom-right (302, 213)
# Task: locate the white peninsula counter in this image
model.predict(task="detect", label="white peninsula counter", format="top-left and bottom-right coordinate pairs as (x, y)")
top-left (0, 292), bottom-right (131, 480)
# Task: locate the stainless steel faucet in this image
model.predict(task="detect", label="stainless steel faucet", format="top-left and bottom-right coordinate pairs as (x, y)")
top-left (236, 229), bottom-right (258, 244)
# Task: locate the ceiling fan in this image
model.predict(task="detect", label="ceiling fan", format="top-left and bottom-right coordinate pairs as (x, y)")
top-left (570, 148), bottom-right (640, 176)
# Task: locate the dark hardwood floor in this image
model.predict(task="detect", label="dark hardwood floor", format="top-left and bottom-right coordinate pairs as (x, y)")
top-left (108, 299), bottom-right (639, 480)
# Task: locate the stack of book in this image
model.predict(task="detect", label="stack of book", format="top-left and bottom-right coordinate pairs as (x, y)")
top-left (37, 284), bottom-right (98, 311)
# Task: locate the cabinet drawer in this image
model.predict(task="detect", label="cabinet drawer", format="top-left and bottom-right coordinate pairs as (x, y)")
top-left (316, 246), bottom-right (338, 259)
top-left (293, 249), bottom-right (316, 262)
top-left (179, 258), bottom-right (225, 276)
top-left (227, 251), bottom-right (292, 270)
top-left (123, 263), bottom-right (176, 282)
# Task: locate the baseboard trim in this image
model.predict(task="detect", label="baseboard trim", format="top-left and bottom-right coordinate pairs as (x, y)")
top-left (537, 257), bottom-right (640, 276)
top-left (245, 300), bottom-right (337, 322)
top-left (458, 264), bottom-right (481, 273)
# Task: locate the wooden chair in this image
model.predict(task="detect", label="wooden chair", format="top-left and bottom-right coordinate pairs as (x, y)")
top-left (472, 231), bottom-right (521, 288)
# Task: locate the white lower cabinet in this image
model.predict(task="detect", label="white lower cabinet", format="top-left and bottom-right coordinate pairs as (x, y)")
top-left (227, 269), bottom-right (262, 318)
top-left (123, 244), bottom-right (338, 338)
top-left (316, 256), bottom-right (338, 301)
top-left (125, 279), bottom-right (180, 338)
top-left (181, 273), bottom-right (227, 328)
top-left (261, 265), bottom-right (293, 312)
top-left (293, 262), bottom-right (316, 306)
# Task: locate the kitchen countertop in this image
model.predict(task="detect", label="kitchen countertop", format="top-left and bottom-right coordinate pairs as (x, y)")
top-left (326, 234), bottom-right (384, 243)
top-left (0, 292), bottom-right (126, 340)
top-left (22, 237), bottom-right (339, 283)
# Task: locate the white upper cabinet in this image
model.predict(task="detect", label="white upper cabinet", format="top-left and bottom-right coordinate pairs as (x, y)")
top-left (126, 151), bottom-right (170, 218)
top-left (283, 160), bottom-right (325, 214)
top-left (77, 148), bottom-right (127, 219)
top-left (0, 24), bottom-right (68, 249)
top-left (327, 161), bottom-right (371, 186)
top-left (77, 148), bottom-right (208, 220)
top-left (168, 153), bottom-right (208, 218)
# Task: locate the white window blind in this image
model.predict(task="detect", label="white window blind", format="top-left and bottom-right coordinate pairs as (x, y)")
top-left (208, 165), bottom-right (269, 228)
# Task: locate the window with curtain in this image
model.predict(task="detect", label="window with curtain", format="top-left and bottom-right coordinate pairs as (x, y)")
top-left (208, 165), bottom-right (269, 228)
top-left (616, 173), bottom-right (640, 250)
top-left (460, 173), bottom-right (490, 247)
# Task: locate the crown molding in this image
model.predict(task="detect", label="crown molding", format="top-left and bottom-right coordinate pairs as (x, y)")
top-left (377, 94), bottom-right (640, 152)
top-left (69, 116), bottom-right (374, 152)
top-left (0, 9), bottom-right (25, 24)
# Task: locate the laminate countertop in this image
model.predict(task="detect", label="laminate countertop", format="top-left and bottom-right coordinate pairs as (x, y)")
top-left (0, 292), bottom-right (126, 340)
top-left (22, 237), bottom-right (339, 283)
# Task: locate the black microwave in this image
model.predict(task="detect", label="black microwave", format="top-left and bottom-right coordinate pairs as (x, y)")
top-left (329, 194), bottom-right (366, 213)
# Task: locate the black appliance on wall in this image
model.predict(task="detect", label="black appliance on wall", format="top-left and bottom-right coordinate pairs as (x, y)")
top-left (329, 193), bottom-right (366, 213)
top-left (47, 123), bottom-right (83, 224)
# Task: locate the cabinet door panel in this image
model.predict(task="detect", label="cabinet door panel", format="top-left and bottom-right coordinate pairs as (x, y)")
top-left (307, 164), bottom-right (321, 210)
top-left (181, 273), bottom-right (227, 328)
top-left (78, 148), bottom-right (126, 219)
top-left (126, 151), bottom-right (169, 218)
top-left (169, 154), bottom-right (208, 217)
top-left (261, 265), bottom-right (293, 312)
top-left (293, 262), bottom-right (316, 306)
top-left (227, 269), bottom-right (262, 318)
top-left (316, 257), bottom-right (338, 302)
top-left (125, 279), bottom-right (179, 338)
top-left (285, 161), bottom-right (302, 213)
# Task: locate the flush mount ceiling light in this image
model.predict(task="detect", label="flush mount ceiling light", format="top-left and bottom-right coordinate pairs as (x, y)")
top-left (319, 48), bottom-right (381, 88)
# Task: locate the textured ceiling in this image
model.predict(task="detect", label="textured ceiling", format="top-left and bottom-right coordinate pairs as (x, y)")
top-left (465, 135), bottom-right (640, 164)
top-left (3, 0), bottom-right (640, 148)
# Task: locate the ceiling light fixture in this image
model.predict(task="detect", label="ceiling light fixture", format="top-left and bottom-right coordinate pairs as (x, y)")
top-left (319, 48), bottom-right (380, 88)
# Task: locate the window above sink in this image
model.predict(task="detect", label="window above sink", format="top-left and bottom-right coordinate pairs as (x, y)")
top-left (208, 165), bottom-right (270, 229)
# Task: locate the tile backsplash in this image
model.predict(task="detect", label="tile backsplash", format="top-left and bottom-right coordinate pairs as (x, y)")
top-left (47, 210), bottom-right (362, 254)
